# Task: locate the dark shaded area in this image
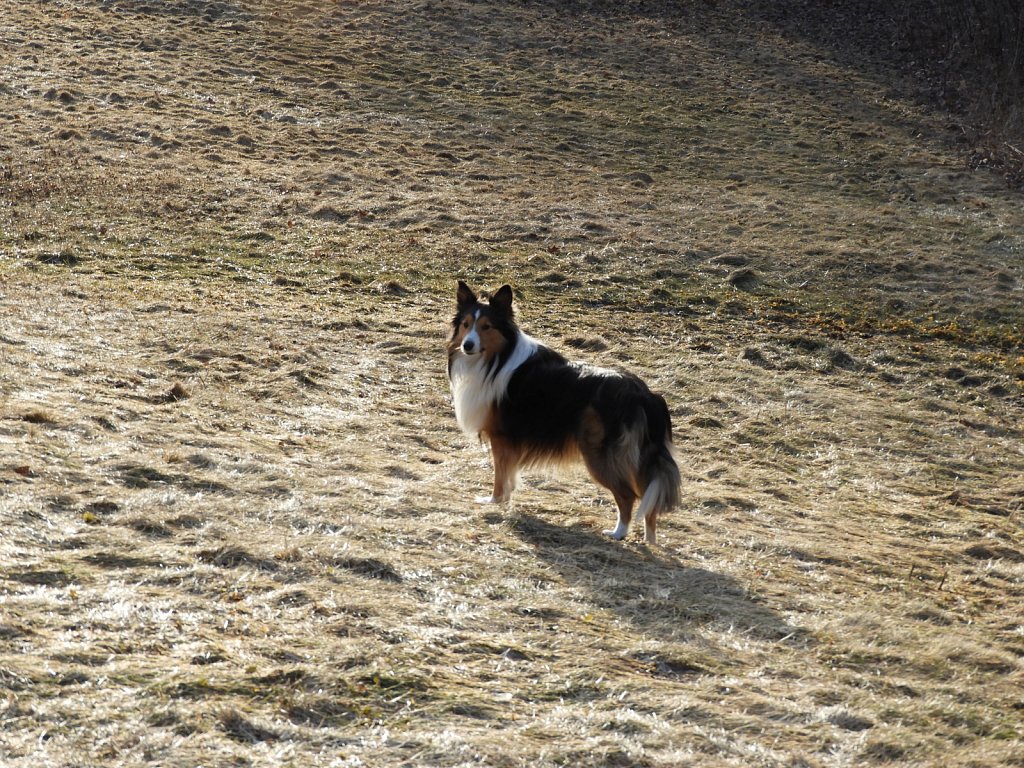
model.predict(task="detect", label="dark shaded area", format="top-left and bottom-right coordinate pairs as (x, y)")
top-left (198, 545), bottom-right (280, 571)
top-left (740, 0), bottom-right (1024, 183)
top-left (5, 569), bottom-right (77, 587)
top-left (510, 511), bottom-right (803, 642)
top-left (94, 0), bottom-right (249, 23)
top-left (81, 551), bottom-right (172, 569)
top-left (517, 0), bottom-right (1023, 183)
top-left (329, 555), bottom-right (403, 583)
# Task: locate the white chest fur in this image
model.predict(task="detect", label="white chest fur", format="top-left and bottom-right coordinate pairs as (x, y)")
top-left (449, 333), bottom-right (539, 437)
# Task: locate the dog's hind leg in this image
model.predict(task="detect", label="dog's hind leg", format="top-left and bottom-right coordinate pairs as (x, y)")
top-left (637, 474), bottom-right (674, 545)
top-left (604, 489), bottom-right (636, 540)
top-left (644, 510), bottom-right (658, 545)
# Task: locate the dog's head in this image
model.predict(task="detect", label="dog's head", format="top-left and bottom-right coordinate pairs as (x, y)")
top-left (448, 281), bottom-right (517, 365)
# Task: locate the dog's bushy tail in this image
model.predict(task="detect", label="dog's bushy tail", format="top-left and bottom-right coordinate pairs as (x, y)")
top-left (637, 394), bottom-right (681, 543)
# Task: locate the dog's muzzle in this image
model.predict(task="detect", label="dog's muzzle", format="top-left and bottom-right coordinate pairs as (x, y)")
top-left (462, 327), bottom-right (481, 355)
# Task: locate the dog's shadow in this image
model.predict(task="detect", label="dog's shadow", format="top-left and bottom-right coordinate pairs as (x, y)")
top-left (508, 511), bottom-right (800, 644)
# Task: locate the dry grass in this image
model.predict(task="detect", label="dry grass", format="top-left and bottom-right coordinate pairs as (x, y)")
top-left (2, 1), bottom-right (1023, 766)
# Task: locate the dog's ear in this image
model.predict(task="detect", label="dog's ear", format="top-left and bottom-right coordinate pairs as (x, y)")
top-left (456, 281), bottom-right (477, 308)
top-left (489, 284), bottom-right (514, 316)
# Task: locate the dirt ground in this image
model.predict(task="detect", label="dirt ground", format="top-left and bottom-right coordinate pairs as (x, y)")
top-left (1, 1), bottom-right (1023, 766)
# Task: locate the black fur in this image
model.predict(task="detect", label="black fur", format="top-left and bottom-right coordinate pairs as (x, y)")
top-left (499, 347), bottom-right (672, 469)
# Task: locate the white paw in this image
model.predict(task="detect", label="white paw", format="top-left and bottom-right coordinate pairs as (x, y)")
top-left (476, 495), bottom-right (508, 504)
top-left (603, 526), bottom-right (629, 541)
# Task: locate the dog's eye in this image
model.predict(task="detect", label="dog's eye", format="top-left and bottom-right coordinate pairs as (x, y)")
top-left (478, 321), bottom-right (491, 331)
top-left (461, 318), bottom-right (470, 328)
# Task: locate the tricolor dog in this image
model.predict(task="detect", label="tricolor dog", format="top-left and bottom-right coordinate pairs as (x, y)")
top-left (447, 281), bottom-right (680, 544)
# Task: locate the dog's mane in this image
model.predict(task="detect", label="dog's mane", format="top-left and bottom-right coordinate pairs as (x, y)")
top-left (449, 330), bottom-right (539, 437)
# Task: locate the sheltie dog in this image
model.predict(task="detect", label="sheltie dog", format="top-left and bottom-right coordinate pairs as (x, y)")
top-left (447, 281), bottom-right (681, 544)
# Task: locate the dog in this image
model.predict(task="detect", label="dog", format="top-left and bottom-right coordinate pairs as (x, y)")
top-left (447, 281), bottom-right (680, 544)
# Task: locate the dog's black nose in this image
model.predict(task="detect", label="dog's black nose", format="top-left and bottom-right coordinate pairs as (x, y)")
top-left (462, 339), bottom-right (475, 353)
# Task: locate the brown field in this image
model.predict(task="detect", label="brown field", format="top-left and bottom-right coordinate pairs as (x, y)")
top-left (2, 1), bottom-right (1023, 766)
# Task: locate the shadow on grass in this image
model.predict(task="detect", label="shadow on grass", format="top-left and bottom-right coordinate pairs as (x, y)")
top-left (510, 511), bottom-right (801, 643)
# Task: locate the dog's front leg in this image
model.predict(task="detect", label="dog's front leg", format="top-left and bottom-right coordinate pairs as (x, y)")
top-left (476, 436), bottom-right (518, 504)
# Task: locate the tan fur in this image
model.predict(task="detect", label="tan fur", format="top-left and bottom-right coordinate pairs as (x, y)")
top-left (578, 420), bottom-right (649, 541)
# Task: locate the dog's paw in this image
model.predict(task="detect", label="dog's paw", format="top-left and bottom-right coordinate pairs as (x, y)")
top-left (475, 495), bottom-right (500, 504)
top-left (603, 526), bottom-right (629, 541)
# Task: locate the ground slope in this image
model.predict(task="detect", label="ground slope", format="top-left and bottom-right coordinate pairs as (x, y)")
top-left (1, 1), bottom-right (1022, 766)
